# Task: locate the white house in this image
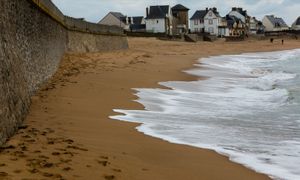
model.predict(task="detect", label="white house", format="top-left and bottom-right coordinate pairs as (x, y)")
top-left (190, 10), bottom-right (207, 33)
top-left (203, 7), bottom-right (222, 36)
top-left (292, 17), bottom-right (300, 30)
top-left (145, 5), bottom-right (173, 34)
top-left (262, 15), bottom-right (289, 32)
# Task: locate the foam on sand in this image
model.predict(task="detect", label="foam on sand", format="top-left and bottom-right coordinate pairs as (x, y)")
top-left (111, 49), bottom-right (300, 180)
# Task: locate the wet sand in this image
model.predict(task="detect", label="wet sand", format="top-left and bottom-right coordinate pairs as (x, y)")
top-left (1, 37), bottom-right (300, 179)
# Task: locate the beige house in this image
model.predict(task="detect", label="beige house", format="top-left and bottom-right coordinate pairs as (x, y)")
top-left (98, 12), bottom-right (126, 28)
top-left (99, 12), bottom-right (145, 32)
top-left (262, 15), bottom-right (289, 32)
top-left (292, 17), bottom-right (300, 30)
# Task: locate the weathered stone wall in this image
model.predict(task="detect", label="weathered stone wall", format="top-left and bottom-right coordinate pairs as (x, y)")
top-left (0, 0), bottom-right (128, 145)
top-left (0, 0), bottom-right (67, 145)
top-left (67, 31), bottom-right (128, 53)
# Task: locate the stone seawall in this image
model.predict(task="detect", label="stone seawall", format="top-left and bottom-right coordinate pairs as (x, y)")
top-left (0, 0), bottom-right (128, 145)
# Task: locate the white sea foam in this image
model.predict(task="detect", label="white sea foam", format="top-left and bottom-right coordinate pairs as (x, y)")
top-left (110, 49), bottom-right (300, 180)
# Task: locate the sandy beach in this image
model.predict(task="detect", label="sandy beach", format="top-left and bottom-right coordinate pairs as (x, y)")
top-left (1, 37), bottom-right (300, 180)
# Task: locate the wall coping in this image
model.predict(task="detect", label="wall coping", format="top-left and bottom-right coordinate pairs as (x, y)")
top-left (28, 0), bottom-right (126, 36)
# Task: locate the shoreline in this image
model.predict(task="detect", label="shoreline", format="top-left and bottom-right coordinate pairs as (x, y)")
top-left (1, 37), bottom-right (300, 179)
top-left (111, 47), bottom-right (300, 180)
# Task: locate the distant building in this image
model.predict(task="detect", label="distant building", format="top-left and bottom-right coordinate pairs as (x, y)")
top-left (122, 16), bottom-right (146, 32)
top-left (228, 7), bottom-right (249, 24)
top-left (190, 10), bottom-right (207, 33)
top-left (145, 5), bottom-right (173, 34)
top-left (204, 7), bottom-right (222, 35)
top-left (227, 7), bottom-right (250, 34)
top-left (98, 12), bottom-right (126, 28)
top-left (292, 17), bottom-right (300, 30)
top-left (225, 15), bottom-right (246, 36)
top-left (218, 17), bottom-right (229, 37)
top-left (171, 4), bottom-right (189, 34)
top-left (262, 15), bottom-right (289, 32)
top-left (99, 12), bottom-right (145, 32)
top-left (249, 17), bottom-right (265, 34)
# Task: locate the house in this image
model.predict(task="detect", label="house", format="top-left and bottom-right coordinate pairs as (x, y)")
top-left (292, 17), bottom-right (300, 30)
top-left (204, 7), bottom-right (222, 35)
top-left (249, 17), bottom-right (265, 34)
top-left (227, 7), bottom-right (250, 33)
top-left (190, 10), bottom-right (207, 33)
top-left (228, 7), bottom-right (249, 24)
top-left (171, 4), bottom-right (189, 34)
top-left (226, 15), bottom-right (247, 36)
top-left (262, 15), bottom-right (289, 32)
top-left (145, 5), bottom-right (173, 35)
top-left (99, 12), bottom-right (146, 32)
top-left (121, 16), bottom-right (146, 32)
top-left (98, 12), bottom-right (126, 28)
top-left (218, 17), bottom-right (229, 37)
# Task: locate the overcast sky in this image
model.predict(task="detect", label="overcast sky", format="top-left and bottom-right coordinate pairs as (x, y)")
top-left (52, 0), bottom-right (299, 25)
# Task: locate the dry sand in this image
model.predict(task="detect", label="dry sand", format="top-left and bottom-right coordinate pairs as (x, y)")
top-left (1, 37), bottom-right (300, 180)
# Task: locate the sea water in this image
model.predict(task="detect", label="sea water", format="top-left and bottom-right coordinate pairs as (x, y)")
top-left (110, 49), bottom-right (300, 180)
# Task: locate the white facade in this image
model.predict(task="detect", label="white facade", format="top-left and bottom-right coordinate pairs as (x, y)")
top-left (98, 13), bottom-right (125, 28)
top-left (146, 19), bottom-right (166, 33)
top-left (145, 6), bottom-right (173, 34)
top-left (204, 10), bottom-right (221, 35)
top-left (190, 19), bottom-right (204, 33)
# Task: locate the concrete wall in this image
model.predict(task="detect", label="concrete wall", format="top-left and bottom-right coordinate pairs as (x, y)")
top-left (0, 0), bottom-right (128, 145)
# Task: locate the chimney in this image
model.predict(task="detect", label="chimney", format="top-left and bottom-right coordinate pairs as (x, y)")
top-left (213, 7), bottom-right (217, 12)
top-left (232, 7), bottom-right (237, 11)
top-left (146, 7), bottom-right (149, 17)
top-left (126, 17), bottom-right (129, 24)
top-left (131, 17), bottom-right (134, 24)
top-left (206, 7), bottom-right (208, 12)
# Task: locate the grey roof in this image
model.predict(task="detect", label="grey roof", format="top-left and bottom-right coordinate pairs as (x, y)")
top-left (231, 7), bottom-right (247, 17)
top-left (225, 15), bottom-right (244, 28)
top-left (110, 12), bottom-right (125, 20)
top-left (209, 7), bottom-right (221, 17)
top-left (266, 15), bottom-right (288, 27)
top-left (172, 4), bottom-right (189, 11)
top-left (295, 17), bottom-right (300, 25)
top-left (190, 10), bottom-right (207, 20)
top-left (146, 5), bottom-right (170, 19)
top-left (120, 16), bottom-right (144, 25)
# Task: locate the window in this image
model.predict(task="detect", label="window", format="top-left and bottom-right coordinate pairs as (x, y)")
top-left (195, 28), bottom-right (198, 32)
top-left (209, 27), bottom-right (214, 33)
top-left (209, 19), bottom-right (213, 24)
top-left (194, 20), bottom-right (198, 25)
top-left (209, 12), bottom-right (212, 16)
top-left (157, 20), bottom-right (159, 23)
